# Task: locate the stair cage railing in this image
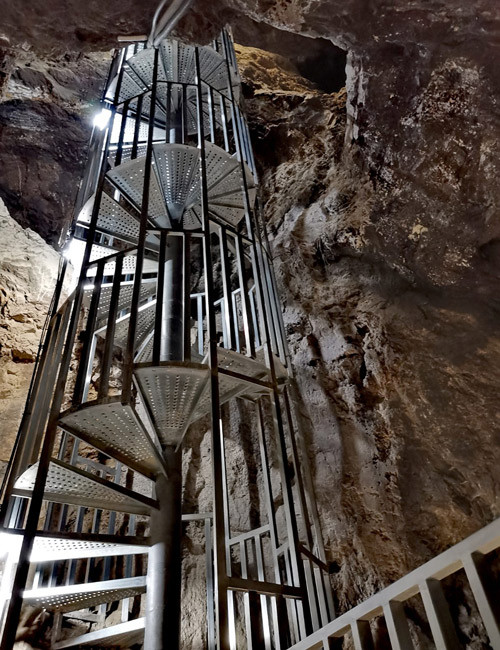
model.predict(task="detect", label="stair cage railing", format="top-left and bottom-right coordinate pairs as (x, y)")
top-left (0, 29), bottom-right (334, 650)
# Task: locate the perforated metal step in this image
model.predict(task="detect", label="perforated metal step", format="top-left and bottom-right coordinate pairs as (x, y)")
top-left (134, 363), bottom-right (210, 446)
top-left (23, 576), bottom-right (146, 613)
top-left (13, 459), bottom-right (158, 516)
top-left (107, 156), bottom-right (171, 228)
top-left (106, 298), bottom-right (157, 352)
top-left (30, 532), bottom-right (149, 562)
top-left (107, 142), bottom-right (254, 230)
top-left (114, 40), bottom-right (239, 103)
top-left (53, 617), bottom-right (145, 648)
top-left (59, 400), bottom-right (166, 479)
top-left (77, 192), bottom-right (141, 245)
top-left (84, 278), bottom-right (157, 329)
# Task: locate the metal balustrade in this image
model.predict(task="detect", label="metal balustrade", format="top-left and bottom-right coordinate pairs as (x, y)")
top-left (287, 517), bottom-right (500, 650)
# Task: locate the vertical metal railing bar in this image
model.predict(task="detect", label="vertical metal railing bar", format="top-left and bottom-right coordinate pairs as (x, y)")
top-left (255, 534), bottom-right (273, 650)
top-left (98, 253), bottom-right (124, 400)
top-left (114, 100), bottom-right (130, 167)
top-left (183, 232), bottom-right (191, 362)
top-left (283, 388), bottom-right (314, 550)
top-left (131, 95), bottom-right (144, 160)
top-left (73, 260), bottom-right (105, 405)
top-left (235, 234), bottom-right (255, 357)
top-left (256, 401), bottom-right (286, 650)
top-left (220, 425), bottom-right (236, 650)
top-left (254, 200), bottom-right (289, 361)
top-left (283, 549), bottom-right (300, 644)
top-left (462, 552), bottom-right (500, 648)
top-left (121, 47), bottom-right (159, 404)
top-left (219, 93), bottom-right (230, 153)
top-left (153, 230), bottom-right (167, 365)
top-left (262, 250), bottom-right (285, 359)
top-left (208, 86), bottom-right (216, 144)
top-left (205, 517), bottom-right (216, 650)
top-left (313, 566), bottom-right (330, 628)
top-left (248, 286), bottom-right (261, 349)
top-left (222, 26), bottom-right (313, 638)
top-left (219, 225), bottom-right (236, 351)
top-left (182, 84), bottom-right (188, 144)
top-left (419, 578), bottom-right (461, 650)
top-left (240, 540), bottom-right (254, 649)
top-left (166, 82), bottom-right (172, 142)
top-left (195, 46), bottom-right (231, 650)
top-left (303, 559), bottom-right (320, 631)
top-left (231, 288), bottom-right (240, 353)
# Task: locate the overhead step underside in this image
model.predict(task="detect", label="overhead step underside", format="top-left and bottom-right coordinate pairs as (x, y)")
top-left (110, 39), bottom-right (239, 105)
top-left (30, 532), bottom-right (149, 562)
top-left (53, 617), bottom-right (145, 649)
top-left (134, 362), bottom-right (210, 447)
top-left (107, 142), bottom-right (255, 230)
top-left (59, 401), bottom-right (167, 479)
top-left (13, 459), bottom-right (157, 516)
top-left (23, 576), bottom-right (146, 613)
top-left (84, 277), bottom-right (157, 329)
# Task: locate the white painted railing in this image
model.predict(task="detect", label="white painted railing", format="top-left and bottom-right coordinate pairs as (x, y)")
top-left (289, 517), bottom-right (500, 650)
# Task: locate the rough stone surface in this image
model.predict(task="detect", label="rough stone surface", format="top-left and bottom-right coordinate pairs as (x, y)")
top-left (0, 198), bottom-right (71, 464)
top-left (235, 17), bottom-right (500, 626)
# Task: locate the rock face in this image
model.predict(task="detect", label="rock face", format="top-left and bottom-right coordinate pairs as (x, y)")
top-left (0, 198), bottom-right (70, 469)
top-left (233, 11), bottom-right (500, 629)
top-left (0, 0), bottom-right (498, 644)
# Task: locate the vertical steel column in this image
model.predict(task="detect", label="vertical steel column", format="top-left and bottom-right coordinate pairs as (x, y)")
top-left (144, 449), bottom-right (183, 650)
top-left (195, 48), bottom-right (230, 650)
top-left (160, 234), bottom-right (185, 362)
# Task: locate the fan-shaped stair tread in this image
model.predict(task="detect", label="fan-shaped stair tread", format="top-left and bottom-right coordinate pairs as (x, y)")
top-left (13, 460), bottom-right (157, 516)
top-left (152, 144), bottom-right (200, 222)
top-left (23, 576), bottom-right (146, 613)
top-left (84, 278), bottom-right (156, 330)
top-left (77, 192), bottom-right (141, 244)
top-left (53, 617), bottom-right (146, 648)
top-left (109, 299), bottom-right (157, 351)
top-left (30, 532), bottom-right (150, 562)
top-left (134, 363), bottom-right (210, 446)
top-left (191, 349), bottom-right (269, 421)
top-left (59, 401), bottom-right (166, 479)
top-left (107, 157), bottom-right (170, 228)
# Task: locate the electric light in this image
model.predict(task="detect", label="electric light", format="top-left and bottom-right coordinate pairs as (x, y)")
top-left (93, 107), bottom-right (112, 130)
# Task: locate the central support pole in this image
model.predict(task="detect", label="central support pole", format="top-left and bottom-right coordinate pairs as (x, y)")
top-left (160, 235), bottom-right (185, 362)
top-left (145, 122), bottom-right (188, 646)
top-left (144, 448), bottom-right (183, 650)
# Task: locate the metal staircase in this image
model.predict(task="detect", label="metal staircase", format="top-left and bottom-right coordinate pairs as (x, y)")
top-left (0, 30), bottom-right (333, 649)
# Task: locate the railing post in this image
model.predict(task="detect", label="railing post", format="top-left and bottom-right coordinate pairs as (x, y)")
top-left (462, 552), bottom-right (500, 649)
top-left (419, 578), bottom-right (461, 650)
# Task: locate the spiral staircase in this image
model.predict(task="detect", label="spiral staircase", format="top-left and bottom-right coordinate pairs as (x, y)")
top-left (0, 31), bottom-right (334, 650)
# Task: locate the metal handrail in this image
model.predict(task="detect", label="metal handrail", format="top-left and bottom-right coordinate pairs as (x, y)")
top-left (289, 517), bottom-right (500, 649)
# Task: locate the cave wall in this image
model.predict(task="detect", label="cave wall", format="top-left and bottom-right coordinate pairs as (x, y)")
top-left (0, 0), bottom-right (498, 634)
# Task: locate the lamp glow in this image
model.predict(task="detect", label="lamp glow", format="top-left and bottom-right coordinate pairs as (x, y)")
top-left (93, 107), bottom-right (112, 130)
